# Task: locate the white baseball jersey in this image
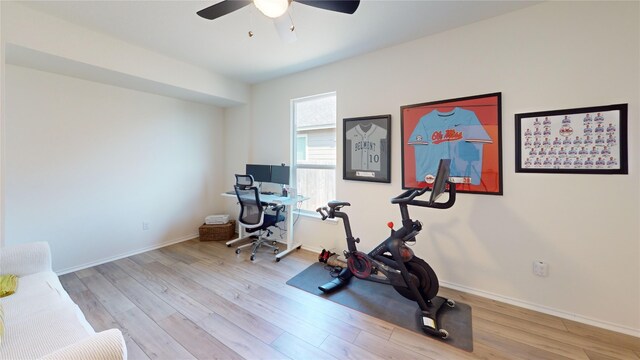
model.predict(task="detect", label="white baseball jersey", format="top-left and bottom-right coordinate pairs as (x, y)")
top-left (346, 124), bottom-right (387, 171)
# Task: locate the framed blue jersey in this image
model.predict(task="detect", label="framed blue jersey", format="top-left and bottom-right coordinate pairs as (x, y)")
top-left (408, 108), bottom-right (491, 185)
top-left (401, 92), bottom-right (503, 195)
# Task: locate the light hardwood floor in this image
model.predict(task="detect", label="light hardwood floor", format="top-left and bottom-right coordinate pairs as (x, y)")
top-left (59, 239), bottom-right (640, 360)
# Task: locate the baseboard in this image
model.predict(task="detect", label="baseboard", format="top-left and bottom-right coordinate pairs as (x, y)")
top-left (300, 244), bottom-right (324, 255)
top-left (55, 233), bottom-right (199, 275)
top-left (441, 280), bottom-right (640, 338)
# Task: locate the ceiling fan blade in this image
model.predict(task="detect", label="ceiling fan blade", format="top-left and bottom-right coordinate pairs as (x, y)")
top-left (295, 0), bottom-right (360, 14)
top-left (197, 0), bottom-right (252, 20)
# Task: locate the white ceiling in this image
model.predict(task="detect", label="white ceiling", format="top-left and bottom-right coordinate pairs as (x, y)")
top-left (21, 0), bottom-right (539, 84)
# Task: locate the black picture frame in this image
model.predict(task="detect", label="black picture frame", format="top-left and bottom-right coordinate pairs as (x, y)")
top-left (515, 104), bottom-right (628, 174)
top-left (343, 115), bottom-right (391, 183)
top-left (400, 92), bottom-right (503, 195)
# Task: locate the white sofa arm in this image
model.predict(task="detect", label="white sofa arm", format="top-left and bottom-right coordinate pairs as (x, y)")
top-left (39, 329), bottom-right (127, 360)
top-left (0, 242), bottom-right (52, 276)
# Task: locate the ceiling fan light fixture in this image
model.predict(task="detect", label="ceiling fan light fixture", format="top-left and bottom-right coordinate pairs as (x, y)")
top-left (254, 0), bottom-right (289, 18)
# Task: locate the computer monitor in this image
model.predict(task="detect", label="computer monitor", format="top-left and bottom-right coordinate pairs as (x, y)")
top-left (270, 165), bottom-right (290, 185)
top-left (429, 159), bottom-right (451, 204)
top-left (245, 164), bottom-right (271, 183)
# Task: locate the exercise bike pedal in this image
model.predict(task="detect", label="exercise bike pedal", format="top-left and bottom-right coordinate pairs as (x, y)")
top-left (318, 268), bottom-right (352, 293)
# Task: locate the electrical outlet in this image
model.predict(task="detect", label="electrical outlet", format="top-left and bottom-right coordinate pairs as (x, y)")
top-left (142, 222), bottom-right (150, 231)
top-left (533, 261), bottom-right (549, 277)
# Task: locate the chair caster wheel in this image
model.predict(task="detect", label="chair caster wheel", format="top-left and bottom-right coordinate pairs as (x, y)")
top-left (235, 249), bottom-right (241, 254)
top-left (272, 241), bottom-right (277, 246)
top-left (250, 255), bottom-right (255, 261)
top-left (439, 329), bottom-right (449, 339)
top-left (274, 249), bottom-right (279, 254)
top-left (276, 257), bottom-right (281, 262)
top-left (227, 244), bottom-right (231, 247)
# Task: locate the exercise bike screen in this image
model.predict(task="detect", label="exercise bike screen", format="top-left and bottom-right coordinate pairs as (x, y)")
top-left (429, 159), bottom-right (451, 204)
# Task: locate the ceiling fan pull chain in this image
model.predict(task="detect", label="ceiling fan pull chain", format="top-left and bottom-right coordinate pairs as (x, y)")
top-left (248, 4), bottom-right (256, 38)
top-left (288, 10), bottom-right (295, 32)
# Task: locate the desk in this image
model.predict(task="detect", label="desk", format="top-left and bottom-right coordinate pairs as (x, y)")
top-left (221, 192), bottom-right (309, 261)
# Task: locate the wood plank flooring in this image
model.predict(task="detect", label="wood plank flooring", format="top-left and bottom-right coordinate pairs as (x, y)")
top-left (59, 239), bottom-right (640, 360)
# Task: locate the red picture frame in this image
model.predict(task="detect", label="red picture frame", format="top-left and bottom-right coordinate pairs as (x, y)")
top-left (400, 93), bottom-right (503, 195)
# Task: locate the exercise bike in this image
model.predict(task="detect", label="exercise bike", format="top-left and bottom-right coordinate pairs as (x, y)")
top-left (316, 159), bottom-right (456, 339)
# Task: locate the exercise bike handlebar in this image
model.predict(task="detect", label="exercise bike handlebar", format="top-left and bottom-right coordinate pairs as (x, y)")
top-left (390, 188), bottom-right (428, 204)
top-left (390, 180), bottom-right (457, 209)
top-left (316, 206), bottom-right (329, 220)
top-left (316, 180), bottom-right (456, 220)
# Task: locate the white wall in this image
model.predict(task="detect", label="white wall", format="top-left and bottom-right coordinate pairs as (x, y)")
top-left (235, 1), bottom-right (640, 335)
top-left (5, 64), bottom-right (227, 273)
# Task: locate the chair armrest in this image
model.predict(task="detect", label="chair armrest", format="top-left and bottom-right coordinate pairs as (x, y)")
top-left (0, 242), bottom-right (52, 276)
top-left (270, 204), bottom-right (285, 219)
top-left (39, 329), bottom-right (127, 360)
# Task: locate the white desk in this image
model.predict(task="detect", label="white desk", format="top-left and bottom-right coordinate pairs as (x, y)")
top-left (221, 192), bottom-right (308, 261)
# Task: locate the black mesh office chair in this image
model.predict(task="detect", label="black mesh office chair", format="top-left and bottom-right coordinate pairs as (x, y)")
top-left (233, 174), bottom-right (285, 261)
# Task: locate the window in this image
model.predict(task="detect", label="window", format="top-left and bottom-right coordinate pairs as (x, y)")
top-left (296, 135), bottom-right (308, 161)
top-left (291, 92), bottom-right (336, 214)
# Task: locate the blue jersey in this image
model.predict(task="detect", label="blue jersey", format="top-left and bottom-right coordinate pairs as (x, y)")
top-left (409, 108), bottom-right (491, 185)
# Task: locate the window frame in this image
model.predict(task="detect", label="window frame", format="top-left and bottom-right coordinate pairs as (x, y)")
top-left (291, 91), bottom-right (337, 216)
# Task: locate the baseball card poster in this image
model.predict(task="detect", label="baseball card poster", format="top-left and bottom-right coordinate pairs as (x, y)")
top-left (343, 115), bottom-right (391, 183)
top-left (515, 104), bottom-right (628, 174)
top-left (401, 93), bottom-right (503, 195)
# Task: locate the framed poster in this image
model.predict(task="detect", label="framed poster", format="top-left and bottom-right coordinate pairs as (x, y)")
top-left (400, 93), bottom-right (503, 195)
top-left (515, 104), bottom-right (628, 174)
top-left (343, 115), bottom-right (391, 183)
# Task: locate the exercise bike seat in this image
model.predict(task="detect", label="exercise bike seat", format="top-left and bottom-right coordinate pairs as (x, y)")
top-left (328, 201), bottom-right (351, 209)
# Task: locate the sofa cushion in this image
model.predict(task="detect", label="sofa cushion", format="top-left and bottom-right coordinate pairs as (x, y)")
top-left (1, 271), bottom-right (79, 322)
top-left (0, 271), bottom-right (96, 359)
top-left (0, 300), bottom-right (95, 359)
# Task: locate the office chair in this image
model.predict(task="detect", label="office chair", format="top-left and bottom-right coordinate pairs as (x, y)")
top-left (233, 174), bottom-right (285, 261)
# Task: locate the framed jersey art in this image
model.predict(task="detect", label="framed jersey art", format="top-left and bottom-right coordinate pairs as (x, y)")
top-left (343, 114), bottom-right (391, 183)
top-left (401, 93), bottom-right (503, 195)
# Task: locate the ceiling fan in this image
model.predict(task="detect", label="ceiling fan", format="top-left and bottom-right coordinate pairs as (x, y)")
top-left (197, 0), bottom-right (361, 21)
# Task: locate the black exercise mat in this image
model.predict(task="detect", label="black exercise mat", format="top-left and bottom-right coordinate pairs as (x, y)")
top-left (286, 262), bottom-right (473, 352)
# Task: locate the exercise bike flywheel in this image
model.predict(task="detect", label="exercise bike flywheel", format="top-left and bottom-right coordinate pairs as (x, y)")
top-left (347, 251), bottom-right (373, 279)
top-left (393, 257), bottom-right (439, 302)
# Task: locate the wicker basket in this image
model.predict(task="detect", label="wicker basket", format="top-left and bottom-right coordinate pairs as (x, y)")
top-left (199, 220), bottom-right (236, 241)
